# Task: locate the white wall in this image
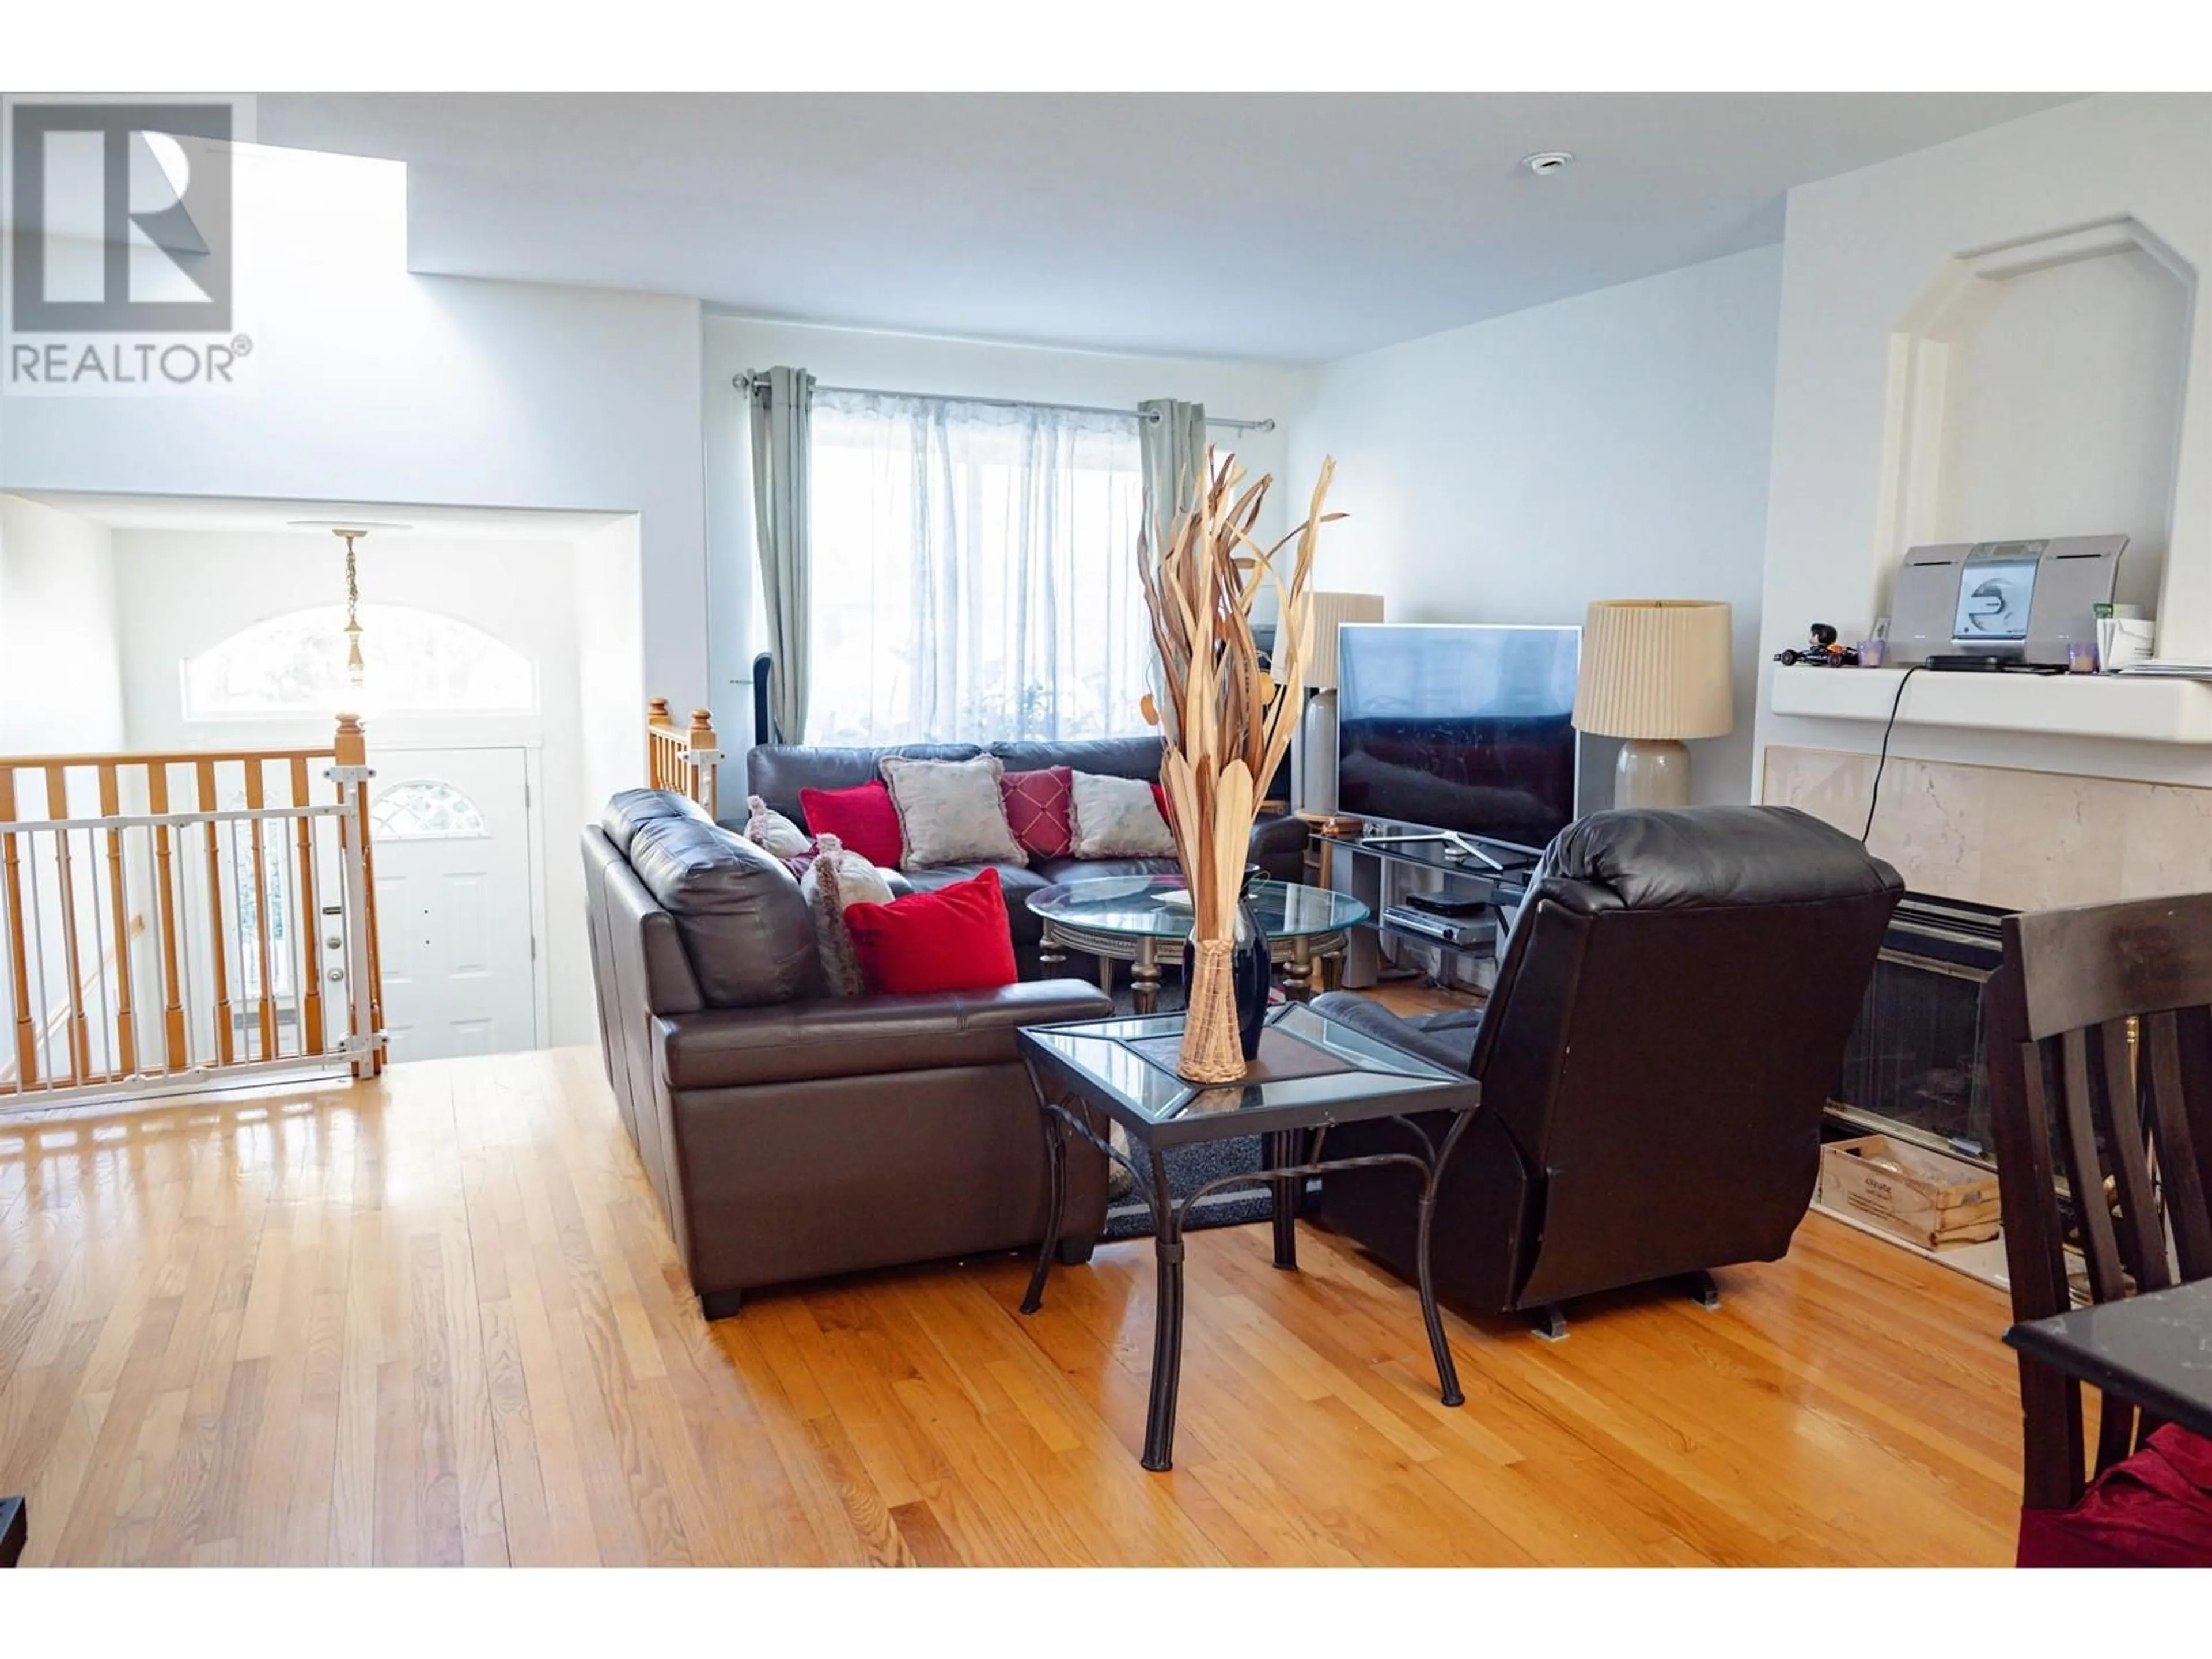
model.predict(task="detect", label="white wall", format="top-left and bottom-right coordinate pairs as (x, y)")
top-left (107, 527), bottom-right (599, 1048)
top-left (1285, 245), bottom-right (1785, 808)
top-left (573, 516), bottom-right (648, 820)
top-left (702, 314), bottom-right (1309, 732)
top-left (0, 494), bottom-right (125, 755)
top-left (1756, 92), bottom-right (2212, 789)
top-left (0, 145), bottom-right (706, 732)
top-left (0, 494), bottom-right (127, 1077)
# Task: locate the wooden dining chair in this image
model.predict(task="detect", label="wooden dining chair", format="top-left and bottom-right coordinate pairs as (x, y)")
top-left (1985, 892), bottom-right (2212, 1546)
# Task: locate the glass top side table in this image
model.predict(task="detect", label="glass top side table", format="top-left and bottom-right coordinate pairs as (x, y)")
top-left (1016, 1000), bottom-right (1479, 1471)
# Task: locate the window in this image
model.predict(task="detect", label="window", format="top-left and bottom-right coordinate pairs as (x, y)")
top-left (184, 604), bottom-right (536, 719)
top-left (370, 781), bottom-right (489, 840)
top-left (806, 389), bottom-right (1150, 747)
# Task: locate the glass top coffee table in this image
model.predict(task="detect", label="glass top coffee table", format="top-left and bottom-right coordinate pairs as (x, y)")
top-left (1027, 875), bottom-right (1370, 1012)
top-left (1016, 1001), bottom-right (1479, 1471)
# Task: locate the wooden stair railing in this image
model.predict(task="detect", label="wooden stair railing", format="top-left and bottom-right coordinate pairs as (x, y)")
top-left (646, 697), bottom-right (722, 819)
top-left (0, 714), bottom-right (386, 1111)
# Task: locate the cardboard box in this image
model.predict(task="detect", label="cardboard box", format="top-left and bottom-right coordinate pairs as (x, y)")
top-left (1820, 1134), bottom-right (2001, 1249)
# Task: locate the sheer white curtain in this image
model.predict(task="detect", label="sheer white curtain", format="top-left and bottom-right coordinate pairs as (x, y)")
top-left (807, 389), bottom-right (1151, 747)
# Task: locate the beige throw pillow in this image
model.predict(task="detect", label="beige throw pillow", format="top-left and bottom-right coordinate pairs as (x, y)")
top-left (1069, 770), bottom-right (1179, 859)
top-left (743, 793), bottom-right (812, 859)
top-left (801, 834), bottom-right (897, 997)
top-left (877, 754), bottom-right (1027, 870)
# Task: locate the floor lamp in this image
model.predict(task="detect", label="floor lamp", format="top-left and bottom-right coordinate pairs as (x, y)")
top-left (1293, 592), bottom-right (1386, 813)
top-left (1573, 599), bottom-right (1734, 809)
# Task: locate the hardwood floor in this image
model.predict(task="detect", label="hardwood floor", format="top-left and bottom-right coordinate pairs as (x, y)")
top-left (0, 1045), bottom-right (2022, 1566)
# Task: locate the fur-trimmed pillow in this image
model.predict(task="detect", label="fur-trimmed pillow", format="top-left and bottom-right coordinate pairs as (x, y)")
top-left (877, 754), bottom-right (1027, 870)
top-left (800, 834), bottom-right (896, 997)
top-left (743, 793), bottom-right (812, 859)
top-left (1069, 770), bottom-right (1179, 858)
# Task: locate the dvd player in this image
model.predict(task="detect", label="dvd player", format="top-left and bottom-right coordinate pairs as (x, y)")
top-left (1382, 904), bottom-right (1497, 952)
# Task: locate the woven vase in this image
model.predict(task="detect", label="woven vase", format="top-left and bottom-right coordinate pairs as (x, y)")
top-left (1177, 938), bottom-right (1248, 1083)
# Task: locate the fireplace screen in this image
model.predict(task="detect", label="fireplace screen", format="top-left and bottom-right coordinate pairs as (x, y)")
top-left (1830, 894), bottom-right (2010, 1162)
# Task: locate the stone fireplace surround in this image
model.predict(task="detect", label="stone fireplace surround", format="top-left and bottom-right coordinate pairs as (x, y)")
top-left (1761, 744), bottom-right (2212, 915)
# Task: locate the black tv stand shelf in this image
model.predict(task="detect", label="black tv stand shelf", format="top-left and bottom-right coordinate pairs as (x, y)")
top-left (1316, 827), bottom-right (1536, 990)
top-left (1319, 828), bottom-right (1537, 889)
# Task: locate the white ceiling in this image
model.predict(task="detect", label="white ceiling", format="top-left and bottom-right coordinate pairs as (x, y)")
top-left (257, 92), bottom-right (2084, 363)
top-left (15, 491), bottom-right (631, 541)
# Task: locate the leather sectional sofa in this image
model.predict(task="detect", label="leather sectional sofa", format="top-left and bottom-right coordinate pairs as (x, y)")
top-left (745, 735), bottom-right (1304, 969)
top-left (581, 788), bottom-right (1113, 1315)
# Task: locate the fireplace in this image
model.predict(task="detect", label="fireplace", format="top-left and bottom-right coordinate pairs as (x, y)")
top-left (1828, 893), bottom-right (2013, 1165)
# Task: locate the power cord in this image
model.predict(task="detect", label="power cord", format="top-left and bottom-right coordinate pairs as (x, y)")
top-left (1860, 664), bottom-right (1924, 843)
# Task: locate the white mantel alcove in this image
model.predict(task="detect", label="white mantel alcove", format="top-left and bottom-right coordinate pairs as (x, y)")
top-left (1876, 216), bottom-right (2194, 628)
top-left (1755, 94), bottom-right (2212, 826)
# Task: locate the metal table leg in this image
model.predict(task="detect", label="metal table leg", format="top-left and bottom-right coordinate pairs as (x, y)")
top-left (1020, 1073), bottom-right (1071, 1316)
top-left (1141, 1147), bottom-right (1188, 1472)
top-left (1266, 1128), bottom-right (1300, 1271)
top-left (1414, 1113), bottom-right (1474, 1406)
top-left (1132, 941), bottom-right (1161, 1014)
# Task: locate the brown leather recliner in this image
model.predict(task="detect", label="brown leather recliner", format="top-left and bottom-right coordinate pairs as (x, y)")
top-left (581, 789), bottom-right (1113, 1316)
top-left (1312, 805), bottom-right (1903, 1336)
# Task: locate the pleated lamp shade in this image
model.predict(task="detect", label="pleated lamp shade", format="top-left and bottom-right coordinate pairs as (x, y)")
top-left (1300, 592), bottom-right (1387, 689)
top-left (1574, 600), bottom-right (1734, 740)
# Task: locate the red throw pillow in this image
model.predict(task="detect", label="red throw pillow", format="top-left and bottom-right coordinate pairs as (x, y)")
top-left (798, 781), bottom-right (903, 868)
top-left (841, 868), bottom-right (1018, 995)
top-left (999, 766), bottom-right (1074, 858)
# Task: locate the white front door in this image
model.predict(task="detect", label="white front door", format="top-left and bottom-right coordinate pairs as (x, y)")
top-left (368, 747), bottom-right (539, 1062)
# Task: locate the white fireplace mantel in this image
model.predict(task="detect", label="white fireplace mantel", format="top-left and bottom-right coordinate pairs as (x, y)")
top-left (1767, 666), bottom-right (2212, 744)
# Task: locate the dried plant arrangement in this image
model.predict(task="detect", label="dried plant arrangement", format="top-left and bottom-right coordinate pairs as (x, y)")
top-left (1138, 451), bottom-right (1339, 1082)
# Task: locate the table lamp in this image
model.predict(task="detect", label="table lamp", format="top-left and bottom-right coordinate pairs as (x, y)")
top-left (1573, 599), bottom-right (1733, 809)
top-left (1294, 591), bottom-right (1385, 812)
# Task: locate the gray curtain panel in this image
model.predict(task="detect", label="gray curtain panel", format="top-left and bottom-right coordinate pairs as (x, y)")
top-left (748, 365), bottom-right (815, 744)
top-left (1138, 397), bottom-right (1206, 552)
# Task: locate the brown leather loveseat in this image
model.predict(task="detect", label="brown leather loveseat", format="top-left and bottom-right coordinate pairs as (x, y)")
top-left (581, 789), bottom-right (1113, 1316)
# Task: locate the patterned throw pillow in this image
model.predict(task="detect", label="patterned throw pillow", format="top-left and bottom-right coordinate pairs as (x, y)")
top-left (877, 754), bottom-right (1027, 870)
top-left (800, 834), bottom-right (897, 998)
top-left (743, 793), bottom-right (812, 859)
top-left (1068, 770), bottom-right (1179, 859)
top-left (998, 766), bottom-right (1074, 859)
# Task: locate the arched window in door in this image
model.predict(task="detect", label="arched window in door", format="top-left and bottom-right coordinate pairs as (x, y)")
top-left (370, 780), bottom-right (490, 841)
top-left (183, 604), bottom-right (536, 718)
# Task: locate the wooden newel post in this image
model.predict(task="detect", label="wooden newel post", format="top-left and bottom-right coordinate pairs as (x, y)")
top-left (334, 713), bottom-right (369, 771)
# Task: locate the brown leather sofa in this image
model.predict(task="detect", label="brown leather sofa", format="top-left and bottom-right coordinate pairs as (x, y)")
top-left (1313, 805), bottom-right (1903, 1336)
top-left (581, 789), bottom-right (1113, 1316)
top-left (745, 736), bottom-right (1305, 969)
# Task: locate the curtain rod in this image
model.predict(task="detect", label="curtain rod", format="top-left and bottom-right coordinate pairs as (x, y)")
top-left (733, 372), bottom-right (1274, 434)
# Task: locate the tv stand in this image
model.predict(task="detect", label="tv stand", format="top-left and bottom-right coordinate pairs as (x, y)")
top-left (1316, 825), bottom-right (1539, 991)
top-left (1356, 829), bottom-right (1510, 873)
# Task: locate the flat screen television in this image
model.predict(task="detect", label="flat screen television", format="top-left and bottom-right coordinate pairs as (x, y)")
top-left (1335, 623), bottom-right (1581, 853)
